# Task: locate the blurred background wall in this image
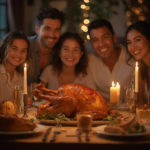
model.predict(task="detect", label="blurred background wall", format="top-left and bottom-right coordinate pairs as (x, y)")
top-left (0, 0), bottom-right (150, 42)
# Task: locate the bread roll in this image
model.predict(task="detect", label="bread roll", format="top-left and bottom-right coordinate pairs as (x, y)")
top-left (0, 100), bottom-right (16, 115)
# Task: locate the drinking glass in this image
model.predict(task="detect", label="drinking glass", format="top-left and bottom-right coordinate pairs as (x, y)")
top-left (29, 82), bottom-right (38, 107)
top-left (136, 83), bottom-right (150, 125)
top-left (77, 112), bottom-right (92, 132)
top-left (13, 85), bottom-right (23, 114)
top-left (125, 87), bottom-right (135, 112)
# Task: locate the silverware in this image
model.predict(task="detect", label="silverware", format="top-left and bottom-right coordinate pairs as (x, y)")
top-left (42, 127), bottom-right (52, 142)
top-left (85, 130), bottom-right (90, 142)
top-left (50, 126), bottom-right (61, 143)
top-left (77, 129), bottom-right (82, 143)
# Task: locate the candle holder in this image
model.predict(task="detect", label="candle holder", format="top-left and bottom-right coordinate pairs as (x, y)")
top-left (132, 92), bottom-right (139, 113)
top-left (23, 94), bottom-right (28, 117)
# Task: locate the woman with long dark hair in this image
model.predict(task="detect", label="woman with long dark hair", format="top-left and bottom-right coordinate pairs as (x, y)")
top-left (126, 21), bottom-right (150, 105)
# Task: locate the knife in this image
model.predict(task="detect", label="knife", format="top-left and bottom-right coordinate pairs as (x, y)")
top-left (42, 127), bottom-right (52, 142)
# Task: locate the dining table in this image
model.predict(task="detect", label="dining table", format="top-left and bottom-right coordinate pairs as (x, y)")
top-left (1, 122), bottom-right (150, 150)
top-left (1, 108), bottom-right (150, 150)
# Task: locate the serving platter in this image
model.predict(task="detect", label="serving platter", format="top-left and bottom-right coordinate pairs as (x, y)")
top-left (39, 119), bottom-right (110, 126)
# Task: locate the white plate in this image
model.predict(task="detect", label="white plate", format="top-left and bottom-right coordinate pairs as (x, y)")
top-left (94, 125), bottom-right (150, 138)
top-left (0, 124), bottom-right (45, 136)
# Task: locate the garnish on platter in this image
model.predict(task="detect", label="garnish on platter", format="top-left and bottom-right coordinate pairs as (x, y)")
top-left (37, 112), bottom-right (73, 124)
top-left (103, 112), bottom-right (146, 135)
top-left (37, 112), bottom-right (71, 121)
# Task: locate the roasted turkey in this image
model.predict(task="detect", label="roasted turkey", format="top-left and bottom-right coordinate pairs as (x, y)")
top-left (35, 84), bottom-right (108, 120)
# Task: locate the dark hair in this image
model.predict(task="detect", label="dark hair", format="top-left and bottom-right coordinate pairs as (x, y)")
top-left (0, 31), bottom-right (31, 73)
top-left (88, 19), bottom-right (114, 35)
top-left (50, 32), bottom-right (88, 76)
top-left (36, 7), bottom-right (65, 26)
top-left (125, 21), bottom-right (150, 42)
top-left (125, 21), bottom-right (150, 80)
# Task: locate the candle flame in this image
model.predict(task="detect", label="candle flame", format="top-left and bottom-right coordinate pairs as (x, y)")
top-left (136, 61), bottom-right (138, 67)
top-left (116, 82), bottom-right (120, 87)
top-left (112, 81), bottom-right (115, 87)
top-left (24, 63), bottom-right (27, 68)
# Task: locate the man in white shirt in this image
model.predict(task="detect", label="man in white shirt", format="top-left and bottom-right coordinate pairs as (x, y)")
top-left (88, 19), bottom-right (134, 102)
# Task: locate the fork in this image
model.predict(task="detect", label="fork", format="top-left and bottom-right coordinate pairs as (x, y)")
top-left (85, 130), bottom-right (90, 142)
top-left (50, 124), bottom-right (61, 142)
top-left (77, 129), bottom-right (82, 143)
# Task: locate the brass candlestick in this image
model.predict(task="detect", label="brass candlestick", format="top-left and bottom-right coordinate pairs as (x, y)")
top-left (23, 94), bottom-right (28, 117)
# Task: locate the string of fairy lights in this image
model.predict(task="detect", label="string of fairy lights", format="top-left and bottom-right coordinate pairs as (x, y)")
top-left (80, 0), bottom-right (90, 40)
top-left (125, 0), bottom-right (147, 27)
top-left (79, 0), bottom-right (149, 38)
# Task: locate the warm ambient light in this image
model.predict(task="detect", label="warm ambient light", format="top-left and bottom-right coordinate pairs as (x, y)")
top-left (81, 25), bottom-right (88, 32)
top-left (84, 19), bottom-right (90, 24)
top-left (80, 4), bottom-right (86, 9)
top-left (84, 0), bottom-right (90, 3)
top-left (86, 34), bottom-right (90, 40)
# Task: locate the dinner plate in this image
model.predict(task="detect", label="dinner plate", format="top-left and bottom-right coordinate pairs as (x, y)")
top-left (94, 125), bottom-right (150, 138)
top-left (39, 119), bottom-right (110, 126)
top-left (0, 124), bottom-right (45, 136)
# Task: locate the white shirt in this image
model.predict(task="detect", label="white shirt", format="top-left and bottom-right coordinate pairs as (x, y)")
top-left (88, 45), bottom-right (134, 102)
top-left (0, 64), bottom-right (23, 102)
top-left (40, 65), bottom-right (96, 90)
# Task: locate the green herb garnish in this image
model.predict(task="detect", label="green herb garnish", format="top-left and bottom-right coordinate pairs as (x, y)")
top-left (103, 113), bottom-right (119, 121)
top-left (37, 112), bottom-right (70, 121)
top-left (127, 123), bottom-right (146, 133)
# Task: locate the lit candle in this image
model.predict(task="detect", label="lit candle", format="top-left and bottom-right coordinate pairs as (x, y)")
top-left (116, 82), bottom-right (120, 103)
top-left (110, 81), bottom-right (117, 103)
top-left (135, 62), bottom-right (139, 93)
top-left (110, 81), bottom-right (120, 104)
top-left (24, 63), bottom-right (27, 94)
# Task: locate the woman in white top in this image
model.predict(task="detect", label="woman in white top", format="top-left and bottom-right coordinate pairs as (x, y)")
top-left (40, 32), bottom-right (95, 89)
top-left (0, 31), bottom-right (30, 102)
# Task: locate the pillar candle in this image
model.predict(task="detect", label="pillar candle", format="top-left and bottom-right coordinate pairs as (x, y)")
top-left (135, 62), bottom-right (139, 93)
top-left (116, 82), bottom-right (120, 103)
top-left (24, 63), bottom-right (27, 94)
top-left (110, 81), bottom-right (117, 103)
top-left (110, 81), bottom-right (120, 104)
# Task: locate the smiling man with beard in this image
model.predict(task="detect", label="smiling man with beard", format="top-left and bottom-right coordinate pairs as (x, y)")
top-left (28, 7), bottom-right (65, 84)
top-left (88, 19), bottom-right (134, 102)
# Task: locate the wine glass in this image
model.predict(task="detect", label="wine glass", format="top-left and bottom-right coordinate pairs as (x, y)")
top-left (29, 82), bottom-right (38, 108)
